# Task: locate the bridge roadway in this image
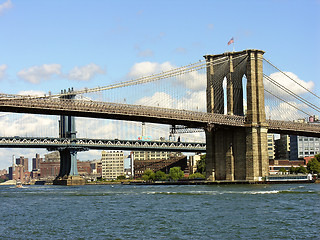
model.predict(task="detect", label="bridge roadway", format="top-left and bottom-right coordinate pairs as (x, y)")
top-left (0, 136), bottom-right (206, 152)
top-left (0, 97), bottom-right (319, 137)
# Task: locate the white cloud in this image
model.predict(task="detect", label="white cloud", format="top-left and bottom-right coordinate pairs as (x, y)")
top-left (135, 92), bottom-right (175, 108)
top-left (264, 71), bottom-right (314, 97)
top-left (67, 63), bottom-right (105, 81)
top-left (175, 71), bottom-right (206, 91)
top-left (0, 64), bottom-right (7, 79)
top-left (0, 114), bottom-right (57, 137)
top-left (127, 61), bottom-right (173, 78)
top-left (127, 61), bottom-right (206, 91)
top-left (265, 101), bottom-right (307, 121)
top-left (0, 0), bottom-right (12, 14)
top-left (17, 64), bottom-right (61, 84)
top-left (135, 90), bottom-right (206, 112)
top-left (18, 90), bottom-right (46, 97)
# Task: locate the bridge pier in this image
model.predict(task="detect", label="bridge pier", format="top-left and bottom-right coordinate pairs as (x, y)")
top-left (53, 88), bottom-right (85, 186)
top-left (204, 50), bottom-right (268, 182)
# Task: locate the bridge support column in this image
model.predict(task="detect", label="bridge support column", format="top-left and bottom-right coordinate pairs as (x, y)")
top-left (204, 50), bottom-right (268, 182)
top-left (53, 88), bottom-right (85, 186)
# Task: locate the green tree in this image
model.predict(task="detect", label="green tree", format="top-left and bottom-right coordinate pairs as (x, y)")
top-left (313, 154), bottom-right (320, 162)
top-left (278, 167), bottom-right (287, 173)
top-left (189, 172), bottom-right (205, 179)
top-left (295, 166), bottom-right (307, 174)
top-left (196, 154), bottom-right (206, 174)
top-left (154, 170), bottom-right (167, 181)
top-left (117, 175), bottom-right (126, 180)
top-left (289, 166), bottom-right (296, 174)
top-left (307, 157), bottom-right (320, 174)
top-left (142, 169), bottom-right (155, 181)
top-left (168, 167), bottom-right (184, 181)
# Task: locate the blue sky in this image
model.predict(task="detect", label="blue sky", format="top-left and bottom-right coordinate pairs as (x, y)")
top-left (0, 0), bottom-right (319, 170)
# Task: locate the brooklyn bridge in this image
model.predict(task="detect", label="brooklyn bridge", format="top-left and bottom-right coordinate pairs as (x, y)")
top-left (0, 49), bottom-right (319, 183)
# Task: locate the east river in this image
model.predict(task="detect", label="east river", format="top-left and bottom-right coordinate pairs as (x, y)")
top-left (0, 183), bottom-right (319, 239)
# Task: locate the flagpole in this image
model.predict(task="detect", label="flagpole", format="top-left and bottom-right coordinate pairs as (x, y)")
top-left (233, 41), bottom-right (235, 52)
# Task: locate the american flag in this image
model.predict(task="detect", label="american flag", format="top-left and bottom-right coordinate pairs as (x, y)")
top-left (228, 37), bottom-right (234, 45)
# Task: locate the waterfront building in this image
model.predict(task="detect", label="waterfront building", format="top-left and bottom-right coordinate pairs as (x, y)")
top-left (90, 159), bottom-right (102, 177)
top-left (101, 151), bottom-right (124, 180)
top-left (290, 116), bottom-right (320, 160)
top-left (290, 135), bottom-right (320, 160)
top-left (189, 154), bottom-right (201, 174)
top-left (0, 169), bottom-right (7, 176)
top-left (269, 159), bottom-right (306, 174)
top-left (132, 151), bottom-right (171, 161)
top-left (267, 134), bottom-right (275, 160)
top-left (8, 164), bottom-right (29, 183)
top-left (133, 152), bottom-right (187, 178)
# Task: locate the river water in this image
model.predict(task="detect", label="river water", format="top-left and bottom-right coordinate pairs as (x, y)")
top-left (0, 183), bottom-right (319, 239)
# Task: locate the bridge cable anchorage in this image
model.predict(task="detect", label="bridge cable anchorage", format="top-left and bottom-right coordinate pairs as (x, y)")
top-left (263, 57), bottom-right (320, 100)
top-left (263, 74), bottom-right (320, 113)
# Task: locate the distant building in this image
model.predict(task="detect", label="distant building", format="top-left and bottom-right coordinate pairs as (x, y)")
top-left (40, 151), bottom-right (94, 179)
top-left (132, 151), bottom-right (171, 161)
top-left (16, 156), bottom-right (28, 171)
top-left (275, 135), bottom-right (290, 160)
top-left (133, 151), bottom-right (187, 178)
top-left (101, 151), bottom-right (124, 180)
top-left (189, 154), bottom-right (201, 174)
top-left (267, 134), bottom-right (275, 160)
top-left (90, 159), bottom-right (102, 176)
top-left (9, 164), bottom-right (29, 183)
top-left (0, 169), bottom-right (7, 176)
top-left (290, 135), bottom-right (320, 160)
top-left (32, 153), bottom-right (42, 170)
top-left (290, 116), bottom-right (320, 160)
top-left (269, 159), bottom-right (306, 174)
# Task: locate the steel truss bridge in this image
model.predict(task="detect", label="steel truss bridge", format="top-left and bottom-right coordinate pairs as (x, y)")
top-left (0, 136), bottom-right (206, 152)
top-left (0, 97), bottom-right (319, 137)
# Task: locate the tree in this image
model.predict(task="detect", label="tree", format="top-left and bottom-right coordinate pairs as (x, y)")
top-left (155, 170), bottom-right (167, 181)
top-left (189, 172), bottom-right (205, 179)
top-left (196, 154), bottom-right (206, 174)
top-left (278, 167), bottom-right (287, 173)
top-left (142, 169), bottom-right (155, 181)
top-left (313, 154), bottom-right (320, 162)
top-left (117, 175), bottom-right (126, 180)
top-left (307, 157), bottom-right (320, 174)
top-left (295, 166), bottom-right (307, 174)
top-left (168, 167), bottom-right (184, 181)
top-left (289, 166), bottom-right (295, 174)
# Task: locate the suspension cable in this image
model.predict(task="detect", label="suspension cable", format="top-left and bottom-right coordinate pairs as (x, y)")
top-left (263, 57), bottom-right (320, 100)
top-left (264, 74), bottom-right (320, 113)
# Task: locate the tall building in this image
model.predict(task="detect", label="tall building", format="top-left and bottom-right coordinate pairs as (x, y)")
top-left (275, 135), bottom-right (290, 160)
top-left (267, 134), bottom-right (275, 160)
top-left (32, 153), bottom-right (42, 170)
top-left (101, 151), bottom-right (124, 180)
top-left (189, 154), bottom-right (201, 174)
top-left (16, 156), bottom-right (28, 171)
top-left (290, 116), bottom-right (320, 160)
top-left (290, 136), bottom-right (320, 160)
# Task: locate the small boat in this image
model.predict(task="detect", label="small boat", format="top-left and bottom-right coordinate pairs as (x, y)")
top-left (16, 181), bottom-right (23, 188)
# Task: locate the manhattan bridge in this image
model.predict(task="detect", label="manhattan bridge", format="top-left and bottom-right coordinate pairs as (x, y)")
top-left (0, 49), bottom-right (319, 183)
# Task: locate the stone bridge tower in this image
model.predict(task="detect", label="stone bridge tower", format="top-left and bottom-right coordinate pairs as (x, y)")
top-left (204, 49), bottom-right (268, 181)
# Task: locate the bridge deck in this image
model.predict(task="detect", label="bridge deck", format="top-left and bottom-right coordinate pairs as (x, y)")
top-left (0, 97), bottom-right (319, 137)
